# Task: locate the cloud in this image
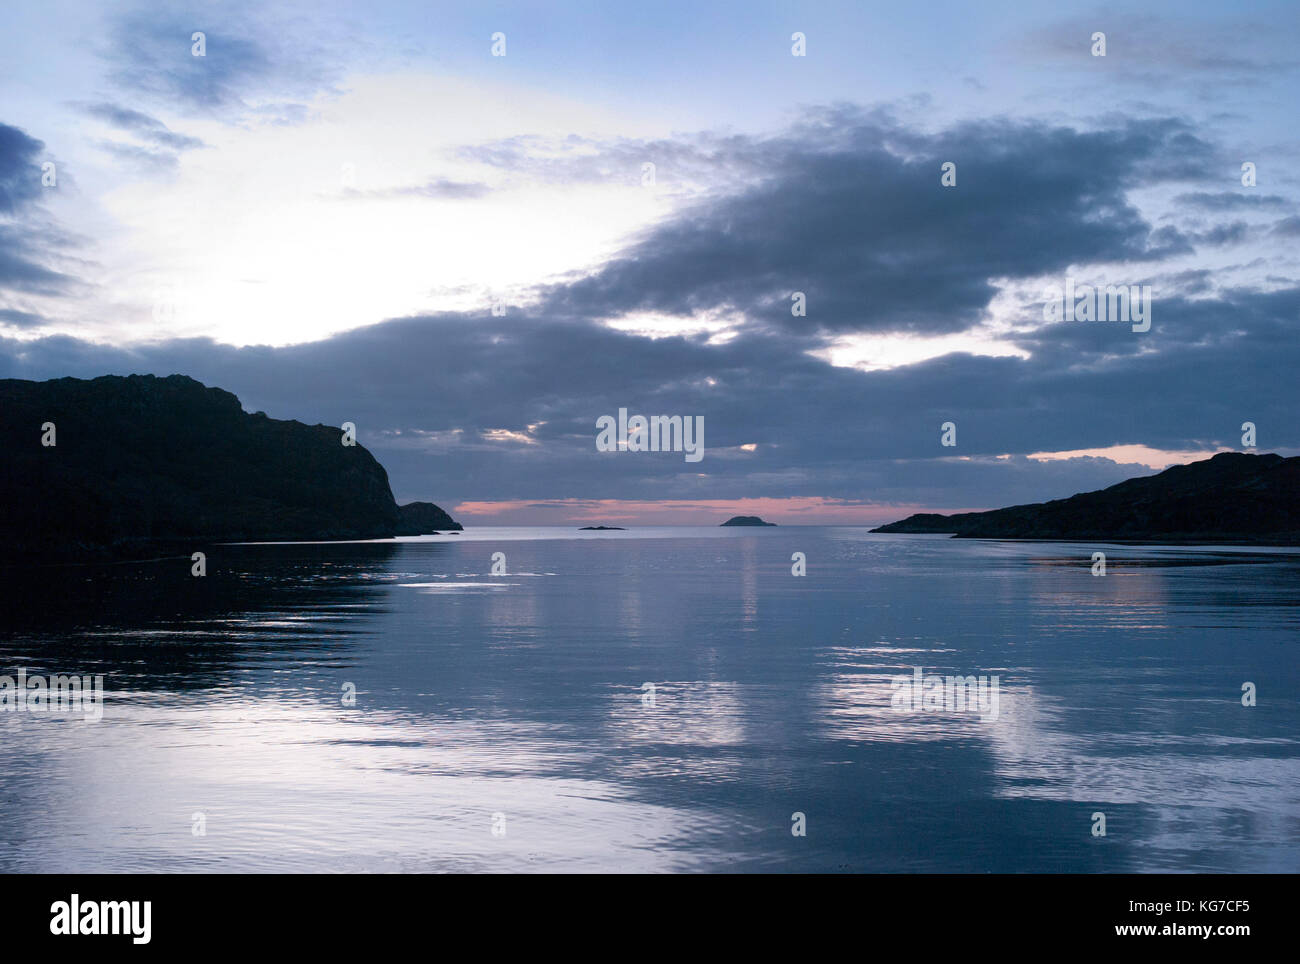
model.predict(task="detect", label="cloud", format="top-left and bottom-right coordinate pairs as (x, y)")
top-left (533, 111), bottom-right (1209, 337)
top-left (1174, 191), bottom-right (1290, 212)
top-left (0, 123), bottom-right (80, 304)
top-left (339, 178), bottom-right (491, 201)
top-left (458, 130), bottom-right (774, 190)
top-left (1, 276), bottom-right (1296, 513)
top-left (102, 7), bottom-right (344, 117)
top-left (0, 123), bottom-right (45, 215)
top-left (76, 102), bottom-right (205, 174)
top-left (0, 104), bottom-right (1294, 517)
top-left (94, 141), bottom-right (182, 174)
top-left (77, 102), bottom-right (206, 151)
top-left (1015, 14), bottom-right (1300, 76)
top-left (1271, 216), bottom-right (1300, 237)
top-left (1183, 220), bottom-right (1251, 246)
top-left (0, 308), bottom-right (45, 327)
top-left (0, 230), bottom-right (77, 295)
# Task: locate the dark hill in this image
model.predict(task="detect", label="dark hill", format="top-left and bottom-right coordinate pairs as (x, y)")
top-left (397, 502), bottom-right (463, 533)
top-left (870, 452), bottom-right (1300, 542)
top-left (0, 374), bottom-right (460, 557)
top-left (721, 515), bottom-right (776, 526)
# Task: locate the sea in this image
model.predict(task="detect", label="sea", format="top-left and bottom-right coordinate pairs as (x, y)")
top-left (1, 526), bottom-right (1296, 872)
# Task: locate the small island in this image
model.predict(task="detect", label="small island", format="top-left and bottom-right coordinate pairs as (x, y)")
top-left (579, 525), bottom-right (625, 530)
top-left (397, 501), bottom-right (464, 534)
top-left (721, 516), bottom-right (776, 526)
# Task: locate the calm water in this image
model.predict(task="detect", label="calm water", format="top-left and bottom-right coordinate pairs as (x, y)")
top-left (1, 527), bottom-right (1297, 873)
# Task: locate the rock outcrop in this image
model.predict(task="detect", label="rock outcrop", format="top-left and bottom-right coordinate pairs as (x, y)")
top-left (871, 452), bottom-right (1300, 542)
top-left (0, 374), bottom-right (461, 557)
top-left (397, 501), bottom-right (464, 534)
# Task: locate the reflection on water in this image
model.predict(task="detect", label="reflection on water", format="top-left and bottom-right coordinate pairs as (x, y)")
top-left (1, 530), bottom-right (1297, 872)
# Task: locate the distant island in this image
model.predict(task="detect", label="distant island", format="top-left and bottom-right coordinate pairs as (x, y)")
top-left (579, 525), bottom-right (625, 530)
top-left (872, 452), bottom-right (1300, 543)
top-left (721, 516), bottom-right (776, 526)
top-left (0, 374), bottom-right (461, 559)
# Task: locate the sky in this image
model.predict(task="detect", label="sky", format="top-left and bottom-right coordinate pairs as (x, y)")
top-left (1, 0), bottom-right (1298, 524)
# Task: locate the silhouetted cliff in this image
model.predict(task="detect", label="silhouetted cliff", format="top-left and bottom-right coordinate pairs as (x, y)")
top-left (0, 374), bottom-right (460, 557)
top-left (871, 452), bottom-right (1300, 542)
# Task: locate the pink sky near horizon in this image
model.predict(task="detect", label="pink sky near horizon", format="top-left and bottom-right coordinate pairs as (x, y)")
top-left (450, 497), bottom-right (993, 526)
top-left (449, 447), bottom-right (1271, 525)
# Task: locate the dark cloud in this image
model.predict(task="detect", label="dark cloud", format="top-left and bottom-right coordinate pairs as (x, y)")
top-left (0, 235), bottom-right (76, 295)
top-left (103, 9), bottom-right (341, 116)
top-left (1, 278), bottom-right (1296, 510)
top-left (1160, 268), bottom-right (1214, 296)
top-left (78, 102), bottom-right (206, 151)
top-left (1184, 220), bottom-right (1251, 246)
top-left (0, 123), bottom-right (45, 215)
top-left (0, 123), bottom-right (78, 302)
top-left (1, 108), bottom-right (1294, 514)
top-left (534, 111), bottom-right (1207, 337)
top-left (1012, 285), bottom-right (1300, 366)
top-left (0, 308), bottom-right (44, 327)
top-left (1271, 215), bottom-right (1300, 237)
